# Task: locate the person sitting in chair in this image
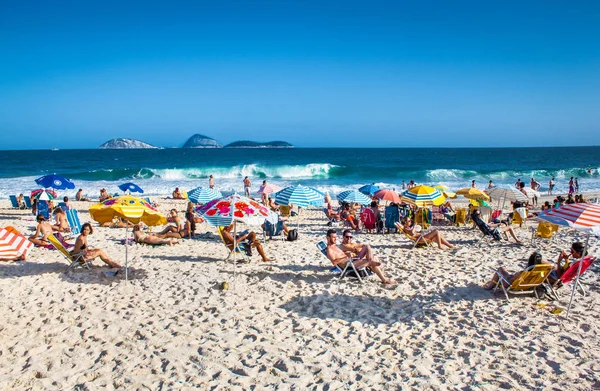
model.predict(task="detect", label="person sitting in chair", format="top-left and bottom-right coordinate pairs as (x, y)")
top-left (471, 209), bottom-right (523, 244)
top-left (325, 229), bottom-right (394, 284)
top-left (340, 203), bottom-right (360, 231)
top-left (553, 241), bottom-right (587, 281)
top-left (483, 251), bottom-right (546, 290)
top-left (132, 224), bottom-right (180, 246)
top-left (16, 194), bottom-right (26, 209)
top-left (73, 223), bottom-right (121, 268)
top-left (51, 207), bottom-right (70, 232)
top-left (222, 224), bottom-right (272, 262)
top-left (399, 218), bottom-right (455, 250)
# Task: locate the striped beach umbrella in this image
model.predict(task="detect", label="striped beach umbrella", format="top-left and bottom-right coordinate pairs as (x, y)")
top-left (89, 196), bottom-right (166, 226)
top-left (374, 188), bottom-right (402, 204)
top-left (187, 187), bottom-right (222, 204)
top-left (274, 185), bottom-right (324, 208)
top-left (358, 184), bottom-right (380, 196)
top-left (538, 203), bottom-right (600, 318)
top-left (337, 190), bottom-right (372, 205)
top-left (402, 185), bottom-right (446, 207)
top-left (196, 194), bottom-right (277, 227)
top-left (456, 188), bottom-right (490, 201)
top-left (0, 227), bottom-right (33, 261)
top-left (488, 187), bottom-right (527, 203)
top-left (30, 189), bottom-right (58, 201)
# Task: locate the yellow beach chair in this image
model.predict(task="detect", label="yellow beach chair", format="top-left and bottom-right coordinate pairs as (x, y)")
top-left (47, 234), bottom-right (91, 273)
top-left (531, 221), bottom-right (559, 247)
top-left (493, 263), bottom-right (553, 301)
top-left (511, 208), bottom-right (528, 228)
top-left (454, 208), bottom-right (467, 226)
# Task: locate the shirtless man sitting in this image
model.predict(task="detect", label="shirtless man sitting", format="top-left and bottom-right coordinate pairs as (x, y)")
top-left (222, 224), bottom-right (272, 262)
top-left (172, 187), bottom-right (185, 199)
top-left (325, 229), bottom-right (394, 284)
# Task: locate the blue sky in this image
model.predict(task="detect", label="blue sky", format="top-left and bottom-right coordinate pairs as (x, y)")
top-left (1, 1), bottom-right (599, 149)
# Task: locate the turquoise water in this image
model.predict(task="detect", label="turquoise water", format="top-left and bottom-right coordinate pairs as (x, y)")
top-left (0, 147), bottom-right (598, 198)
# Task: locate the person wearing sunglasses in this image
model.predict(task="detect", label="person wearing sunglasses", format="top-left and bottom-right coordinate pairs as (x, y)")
top-left (325, 229), bottom-right (395, 285)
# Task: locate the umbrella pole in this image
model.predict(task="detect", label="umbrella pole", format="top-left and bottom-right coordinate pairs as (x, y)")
top-left (125, 225), bottom-right (129, 281)
top-left (566, 233), bottom-right (589, 319)
top-left (233, 221), bottom-right (237, 279)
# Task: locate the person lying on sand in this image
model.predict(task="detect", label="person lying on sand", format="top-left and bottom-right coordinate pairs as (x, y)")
top-left (101, 217), bottom-right (135, 228)
top-left (72, 223), bottom-right (121, 268)
top-left (400, 218), bottom-right (455, 250)
top-left (132, 224), bottom-right (180, 246)
top-left (325, 229), bottom-right (394, 284)
top-left (483, 252), bottom-right (547, 290)
top-left (222, 224), bottom-right (272, 262)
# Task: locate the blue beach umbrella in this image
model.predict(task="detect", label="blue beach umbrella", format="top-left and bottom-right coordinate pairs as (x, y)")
top-left (188, 187), bottom-right (222, 204)
top-left (358, 184), bottom-right (380, 196)
top-left (337, 190), bottom-right (372, 205)
top-left (35, 174), bottom-right (75, 190)
top-left (118, 182), bottom-right (144, 194)
top-left (274, 184), bottom-right (324, 208)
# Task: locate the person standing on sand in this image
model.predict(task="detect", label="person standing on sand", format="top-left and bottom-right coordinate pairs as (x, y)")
top-left (401, 181), bottom-right (406, 190)
top-left (568, 177), bottom-right (575, 195)
top-left (243, 176), bottom-right (251, 197)
top-left (209, 175), bottom-right (215, 189)
top-left (548, 177), bottom-right (555, 195)
top-left (574, 178), bottom-right (579, 192)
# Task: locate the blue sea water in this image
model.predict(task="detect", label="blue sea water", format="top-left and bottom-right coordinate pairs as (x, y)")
top-left (1, 147), bottom-right (599, 199)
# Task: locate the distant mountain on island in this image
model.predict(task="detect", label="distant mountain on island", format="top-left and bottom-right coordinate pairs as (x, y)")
top-left (224, 141), bottom-right (294, 148)
top-left (99, 138), bottom-right (157, 149)
top-left (182, 134), bottom-right (222, 148)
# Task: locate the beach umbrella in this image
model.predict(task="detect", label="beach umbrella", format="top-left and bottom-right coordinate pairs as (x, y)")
top-left (488, 187), bottom-right (528, 203)
top-left (538, 203), bottom-right (600, 318)
top-left (257, 183), bottom-right (282, 195)
top-left (337, 190), bottom-right (372, 206)
top-left (374, 188), bottom-right (402, 204)
top-left (89, 195), bottom-right (167, 280)
top-left (196, 194), bottom-right (278, 275)
top-left (434, 185), bottom-right (449, 191)
top-left (522, 187), bottom-right (541, 200)
top-left (0, 227), bottom-right (34, 261)
top-left (402, 185), bottom-right (446, 207)
top-left (456, 188), bottom-right (490, 201)
top-left (274, 185), bottom-right (324, 208)
top-left (188, 187), bottom-right (222, 204)
top-left (30, 189), bottom-right (58, 201)
top-left (118, 182), bottom-right (144, 194)
top-left (358, 184), bottom-right (380, 196)
top-left (35, 174), bottom-right (75, 191)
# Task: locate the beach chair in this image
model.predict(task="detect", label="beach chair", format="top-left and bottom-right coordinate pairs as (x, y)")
top-left (471, 213), bottom-right (502, 242)
top-left (23, 196), bottom-right (32, 209)
top-left (455, 208), bottom-right (467, 226)
top-left (37, 200), bottom-right (50, 220)
top-left (66, 209), bottom-right (83, 236)
top-left (57, 202), bottom-right (69, 211)
top-left (394, 222), bottom-right (432, 249)
top-left (545, 256), bottom-right (595, 301)
top-left (530, 221), bottom-right (559, 247)
top-left (47, 233), bottom-right (91, 272)
top-left (9, 195), bottom-right (20, 209)
top-left (511, 207), bottom-right (528, 228)
top-left (431, 206), bottom-right (444, 224)
top-left (360, 208), bottom-right (377, 233)
top-left (263, 217), bottom-right (286, 241)
top-left (217, 226), bottom-right (250, 263)
top-left (414, 208), bottom-right (431, 230)
top-left (384, 205), bottom-right (400, 233)
top-left (492, 263), bottom-right (554, 301)
top-left (316, 241), bottom-right (369, 283)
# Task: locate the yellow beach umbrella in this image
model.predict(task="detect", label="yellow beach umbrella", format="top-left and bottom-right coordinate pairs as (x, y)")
top-left (402, 185), bottom-right (446, 207)
top-left (456, 188), bottom-right (490, 201)
top-left (443, 191), bottom-right (457, 199)
top-left (434, 185), bottom-right (449, 191)
top-left (89, 195), bottom-right (167, 280)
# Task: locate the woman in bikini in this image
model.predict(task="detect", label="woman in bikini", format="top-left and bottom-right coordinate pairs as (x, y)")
top-left (400, 218), bottom-right (455, 250)
top-left (52, 207), bottom-right (71, 232)
top-left (28, 214), bottom-right (54, 246)
top-left (132, 224), bottom-right (180, 246)
top-left (72, 223), bottom-right (121, 268)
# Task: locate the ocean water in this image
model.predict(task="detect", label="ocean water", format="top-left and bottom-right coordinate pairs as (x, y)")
top-left (1, 147), bottom-right (599, 199)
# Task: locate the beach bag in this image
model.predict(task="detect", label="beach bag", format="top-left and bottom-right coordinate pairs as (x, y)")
top-left (287, 229), bottom-right (298, 241)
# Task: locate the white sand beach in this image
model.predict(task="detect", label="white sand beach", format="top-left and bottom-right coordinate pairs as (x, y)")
top-left (1, 197), bottom-right (599, 390)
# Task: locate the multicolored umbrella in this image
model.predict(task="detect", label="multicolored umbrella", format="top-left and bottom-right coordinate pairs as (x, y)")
top-left (456, 188), bottom-right (490, 201)
top-left (196, 194), bottom-right (277, 227)
top-left (337, 190), bottom-right (372, 205)
top-left (274, 185), bottom-right (324, 208)
top-left (30, 189), bottom-right (58, 201)
top-left (118, 182), bottom-right (144, 194)
top-left (374, 188), bottom-right (402, 204)
top-left (35, 174), bottom-right (75, 190)
top-left (358, 184), bottom-right (380, 196)
top-left (538, 203), bottom-right (600, 318)
top-left (402, 185), bottom-right (446, 207)
top-left (187, 187), bottom-right (222, 204)
top-left (0, 227), bottom-right (33, 261)
top-left (257, 183), bottom-right (282, 195)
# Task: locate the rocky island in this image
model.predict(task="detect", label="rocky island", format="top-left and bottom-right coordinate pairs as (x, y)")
top-left (99, 138), bottom-right (157, 149)
top-left (182, 134), bottom-right (222, 148)
top-left (224, 141), bottom-right (294, 148)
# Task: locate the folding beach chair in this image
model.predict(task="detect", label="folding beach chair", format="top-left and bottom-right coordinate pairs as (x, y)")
top-left (384, 205), bottom-right (400, 233)
top-left (66, 209), bottom-right (82, 236)
top-left (23, 196), bottom-right (32, 209)
top-left (471, 213), bottom-right (502, 243)
top-left (37, 200), bottom-right (50, 220)
top-left (57, 202), bottom-right (69, 211)
top-left (360, 208), bottom-right (377, 233)
top-left (394, 222), bottom-right (432, 249)
top-left (9, 195), bottom-right (20, 209)
top-left (454, 208), bottom-right (467, 226)
top-left (511, 207), bottom-right (528, 228)
top-left (217, 226), bottom-right (250, 263)
top-left (316, 241), bottom-right (369, 283)
top-left (47, 233), bottom-right (91, 272)
top-left (530, 221), bottom-right (559, 247)
top-left (414, 208), bottom-right (430, 230)
top-left (492, 263), bottom-right (554, 301)
top-left (545, 256), bottom-right (595, 301)
top-left (263, 217), bottom-right (286, 241)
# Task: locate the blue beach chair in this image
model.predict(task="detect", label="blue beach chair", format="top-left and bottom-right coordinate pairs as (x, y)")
top-left (9, 195), bottom-right (20, 209)
top-left (384, 205), bottom-right (400, 233)
top-left (24, 196), bottom-right (32, 209)
top-left (37, 200), bottom-right (50, 220)
top-left (66, 209), bottom-right (83, 236)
